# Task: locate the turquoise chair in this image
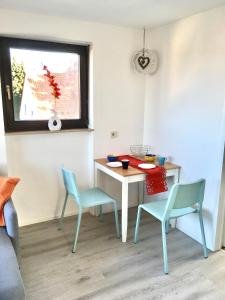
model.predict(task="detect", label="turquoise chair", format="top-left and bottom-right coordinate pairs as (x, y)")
top-left (59, 167), bottom-right (120, 253)
top-left (134, 179), bottom-right (208, 274)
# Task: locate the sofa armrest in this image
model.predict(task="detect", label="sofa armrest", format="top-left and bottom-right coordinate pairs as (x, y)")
top-left (3, 199), bottom-right (20, 259)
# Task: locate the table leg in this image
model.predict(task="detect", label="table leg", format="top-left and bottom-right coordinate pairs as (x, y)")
top-left (122, 179), bottom-right (129, 243)
top-left (94, 164), bottom-right (99, 188)
top-left (170, 169), bottom-right (180, 228)
top-left (138, 181), bottom-right (144, 204)
top-left (90, 164), bottom-right (99, 216)
top-left (173, 169), bottom-right (180, 184)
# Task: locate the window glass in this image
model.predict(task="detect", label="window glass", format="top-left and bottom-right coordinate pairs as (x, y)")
top-left (10, 48), bottom-right (80, 121)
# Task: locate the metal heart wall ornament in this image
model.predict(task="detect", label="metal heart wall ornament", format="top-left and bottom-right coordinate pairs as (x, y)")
top-left (132, 49), bottom-right (159, 75)
top-left (138, 56), bottom-right (150, 69)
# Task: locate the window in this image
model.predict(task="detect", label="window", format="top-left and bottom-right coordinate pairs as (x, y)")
top-left (0, 37), bottom-right (89, 132)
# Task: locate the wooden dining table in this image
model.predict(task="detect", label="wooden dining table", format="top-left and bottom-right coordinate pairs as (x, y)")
top-left (94, 158), bottom-right (180, 242)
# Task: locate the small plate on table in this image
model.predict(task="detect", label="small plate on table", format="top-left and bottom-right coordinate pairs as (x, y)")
top-left (138, 163), bottom-right (156, 169)
top-left (106, 162), bottom-right (122, 168)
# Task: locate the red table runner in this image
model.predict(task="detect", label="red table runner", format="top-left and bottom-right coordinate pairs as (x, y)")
top-left (118, 155), bottom-right (168, 195)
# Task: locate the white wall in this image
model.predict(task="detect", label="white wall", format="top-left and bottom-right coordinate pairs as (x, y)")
top-left (144, 6), bottom-right (225, 251)
top-left (0, 9), bottom-right (145, 226)
top-left (219, 147), bottom-right (225, 247)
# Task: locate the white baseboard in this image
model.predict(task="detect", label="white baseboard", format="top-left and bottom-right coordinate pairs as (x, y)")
top-left (18, 203), bottom-right (140, 227)
top-left (19, 210), bottom-right (88, 227)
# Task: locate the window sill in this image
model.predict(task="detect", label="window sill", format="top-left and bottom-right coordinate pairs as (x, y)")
top-left (5, 128), bottom-right (94, 136)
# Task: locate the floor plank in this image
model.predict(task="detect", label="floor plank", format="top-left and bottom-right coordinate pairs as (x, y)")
top-left (20, 208), bottom-right (225, 300)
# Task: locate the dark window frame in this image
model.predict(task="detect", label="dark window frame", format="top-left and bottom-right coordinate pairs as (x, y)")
top-left (0, 37), bottom-right (89, 132)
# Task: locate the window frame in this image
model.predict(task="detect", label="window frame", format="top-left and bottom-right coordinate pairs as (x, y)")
top-left (0, 37), bottom-right (89, 132)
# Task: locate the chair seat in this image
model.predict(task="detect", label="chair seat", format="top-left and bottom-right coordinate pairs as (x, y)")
top-left (140, 200), bottom-right (197, 221)
top-left (80, 188), bottom-right (116, 208)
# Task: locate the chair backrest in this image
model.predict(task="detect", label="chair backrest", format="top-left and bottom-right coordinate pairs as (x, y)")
top-left (61, 167), bottom-right (81, 206)
top-left (163, 179), bottom-right (206, 220)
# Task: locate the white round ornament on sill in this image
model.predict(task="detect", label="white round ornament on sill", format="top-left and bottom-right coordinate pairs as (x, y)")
top-left (48, 110), bottom-right (62, 131)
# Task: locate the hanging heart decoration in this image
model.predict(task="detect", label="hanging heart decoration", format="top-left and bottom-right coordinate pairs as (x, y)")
top-left (132, 50), bottom-right (158, 74)
top-left (138, 55), bottom-right (150, 69)
top-left (132, 28), bottom-right (159, 75)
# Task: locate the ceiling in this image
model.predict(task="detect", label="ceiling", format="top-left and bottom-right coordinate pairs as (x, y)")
top-left (1, 0), bottom-right (225, 28)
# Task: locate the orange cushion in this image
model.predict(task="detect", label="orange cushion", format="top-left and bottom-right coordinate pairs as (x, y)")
top-left (0, 176), bottom-right (20, 226)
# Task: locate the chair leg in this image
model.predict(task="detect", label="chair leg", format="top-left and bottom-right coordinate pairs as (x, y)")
top-left (134, 206), bottom-right (142, 243)
top-left (72, 210), bottom-right (82, 253)
top-left (58, 192), bottom-right (68, 230)
top-left (199, 212), bottom-right (208, 258)
top-left (113, 202), bottom-right (120, 238)
top-left (161, 222), bottom-right (169, 274)
top-left (99, 205), bottom-right (103, 222)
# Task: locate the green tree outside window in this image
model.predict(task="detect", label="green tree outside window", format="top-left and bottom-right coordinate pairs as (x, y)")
top-left (11, 57), bottom-right (25, 120)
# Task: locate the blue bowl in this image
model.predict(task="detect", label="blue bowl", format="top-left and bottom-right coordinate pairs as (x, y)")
top-left (107, 155), bottom-right (118, 162)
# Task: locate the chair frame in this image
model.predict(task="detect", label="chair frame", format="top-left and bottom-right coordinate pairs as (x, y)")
top-left (134, 179), bottom-right (208, 274)
top-left (59, 167), bottom-right (120, 253)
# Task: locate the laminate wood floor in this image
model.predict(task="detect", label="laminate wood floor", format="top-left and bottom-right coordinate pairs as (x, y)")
top-left (20, 208), bottom-right (225, 300)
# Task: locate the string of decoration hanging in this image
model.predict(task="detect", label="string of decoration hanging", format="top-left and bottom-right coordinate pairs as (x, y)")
top-left (132, 28), bottom-right (159, 75)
